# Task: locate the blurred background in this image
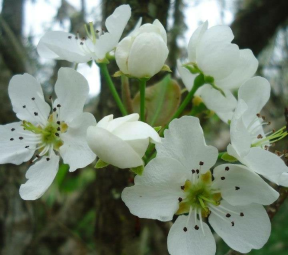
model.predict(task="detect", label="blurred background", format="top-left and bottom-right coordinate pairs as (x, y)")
top-left (0, 0), bottom-right (287, 254)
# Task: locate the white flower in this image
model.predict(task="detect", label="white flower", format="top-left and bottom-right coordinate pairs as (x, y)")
top-left (122, 116), bottom-right (278, 255)
top-left (37, 5), bottom-right (131, 63)
top-left (86, 113), bottom-right (161, 169)
top-left (115, 19), bottom-right (169, 78)
top-left (227, 76), bottom-right (288, 186)
top-left (0, 68), bottom-right (96, 200)
top-left (178, 21), bottom-right (258, 123)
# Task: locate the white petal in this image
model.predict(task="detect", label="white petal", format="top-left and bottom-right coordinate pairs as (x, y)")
top-left (188, 21), bottom-right (208, 63)
top-left (156, 116), bottom-right (218, 173)
top-left (128, 32), bottom-right (168, 78)
top-left (217, 49), bottom-right (258, 90)
top-left (19, 152), bottom-right (60, 200)
top-left (197, 26), bottom-right (239, 80)
top-left (168, 215), bottom-right (216, 255)
top-left (153, 19), bottom-right (167, 44)
top-left (230, 100), bottom-right (252, 157)
top-left (238, 76), bottom-right (271, 126)
top-left (113, 121), bottom-right (161, 143)
top-left (87, 126), bottom-right (143, 169)
top-left (106, 113), bottom-right (139, 132)
top-left (0, 122), bottom-right (36, 164)
top-left (115, 36), bottom-right (133, 74)
top-left (243, 147), bottom-right (288, 185)
top-left (8, 73), bottom-right (50, 125)
top-left (177, 60), bottom-right (197, 91)
top-left (125, 138), bottom-right (149, 158)
top-left (37, 31), bottom-right (92, 63)
top-left (198, 85), bottom-right (237, 120)
top-left (96, 114), bottom-right (113, 129)
top-left (122, 157), bottom-right (188, 221)
top-left (213, 164), bottom-right (279, 206)
top-left (60, 113), bottom-right (97, 172)
top-left (209, 201), bottom-right (271, 253)
top-left (54, 68), bottom-right (89, 123)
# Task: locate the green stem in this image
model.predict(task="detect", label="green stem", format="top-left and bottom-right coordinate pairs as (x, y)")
top-left (139, 79), bottom-right (147, 122)
top-left (99, 63), bottom-right (127, 116)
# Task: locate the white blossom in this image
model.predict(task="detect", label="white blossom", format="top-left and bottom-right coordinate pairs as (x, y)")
top-left (115, 19), bottom-right (169, 78)
top-left (0, 68), bottom-right (96, 200)
top-left (37, 5), bottom-right (131, 63)
top-left (178, 21), bottom-right (258, 122)
top-left (227, 76), bottom-right (288, 186)
top-left (86, 114), bottom-right (161, 169)
top-left (122, 116), bottom-right (278, 255)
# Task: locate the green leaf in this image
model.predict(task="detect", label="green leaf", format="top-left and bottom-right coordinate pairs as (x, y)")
top-left (132, 74), bottom-right (181, 126)
top-left (221, 152), bottom-right (238, 162)
top-left (131, 165), bottom-right (144, 175)
top-left (94, 159), bottom-right (109, 169)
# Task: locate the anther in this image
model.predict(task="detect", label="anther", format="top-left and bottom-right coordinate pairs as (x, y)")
top-left (178, 197), bottom-right (183, 202)
top-left (256, 113), bottom-right (261, 118)
top-left (11, 128), bottom-right (15, 132)
top-left (221, 177), bottom-right (225, 180)
top-left (19, 137), bottom-right (24, 140)
top-left (68, 36), bottom-right (72, 39)
top-left (31, 97), bottom-right (35, 100)
top-left (57, 127), bottom-right (61, 131)
top-left (57, 104), bottom-right (61, 108)
top-left (257, 134), bottom-right (263, 139)
top-left (23, 105), bottom-right (26, 108)
top-left (82, 37), bottom-right (86, 40)
top-left (235, 186), bottom-right (240, 190)
top-left (80, 42), bottom-right (84, 45)
top-left (53, 108), bottom-right (57, 112)
top-left (183, 227), bottom-right (188, 232)
top-left (10, 138), bottom-right (14, 141)
top-left (240, 212), bottom-right (244, 217)
top-left (57, 121), bottom-right (60, 125)
top-left (25, 146), bottom-right (29, 148)
top-left (34, 112), bottom-right (38, 116)
top-left (46, 158), bottom-right (50, 161)
top-left (196, 169), bottom-right (199, 174)
top-left (55, 133), bottom-right (60, 137)
top-left (262, 116), bottom-right (266, 120)
top-left (194, 225), bottom-right (199, 230)
top-left (225, 166), bottom-right (229, 171)
top-left (181, 185), bottom-right (185, 190)
top-left (226, 213), bottom-right (231, 218)
top-left (192, 169), bottom-right (196, 174)
top-left (75, 36), bottom-right (78, 40)
top-left (36, 155), bottom-right (40, 158)
top-left (96, 30), bottom-right (99, 33)
top-left (49, 96), bottom-right (53, 100)
top-left (199, 161), bottom-right (204, 166)
top-left (231, 221), bottom-right (235, 227)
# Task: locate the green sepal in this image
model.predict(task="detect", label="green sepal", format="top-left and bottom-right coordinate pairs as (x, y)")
top-left (94, 159), bottom-right (109, 169)
top-left (131, 165), bottom-right (144, 176)
top-left (161, 64), bottom-right (172, 72)
top-left (221, 152), bottom-right (238, 162)
top-left (154, 126), bottom-right (162, 132)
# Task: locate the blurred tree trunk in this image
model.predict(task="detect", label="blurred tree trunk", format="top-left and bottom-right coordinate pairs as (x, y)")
top-left (94, 1), bottom-right (171, 254)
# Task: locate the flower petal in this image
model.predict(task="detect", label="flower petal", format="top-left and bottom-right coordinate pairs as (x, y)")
top-left (153, 19), bottom-right (167, 44)
top-left (188, 21), bottom-right (208, 63)
top-left (113, 121), bottom-right (161, 143)
top-left (115, 36), bottom-right (133, 74)
top-left (87, 126), bottom-right (143, 168)
top-left (209, 201), bottom-right (271, 253)
top-left (156, 116), bottom-right (218, 173)
top-left (217, 49), bottom-right (258, 90)
top-left (128, 32), bottom-right (168, 78)
top-left (37, 31), bottom-right (92, 63)
top-left (197, 26), bottom-right (239, 80)
top-left (167, 215), bottom-right (216, 255)
top-left (95, 5), bottom-right (131, 60)
top-left (243, 147), bottom-right (288, 185)
top-left (60, 113), bottom-right (96, 172)
top-left (54, 68), bottom-right (89, 123)
top-left (198, 84), bottom-right (237, 122)
top-left (230, 99), bottom-right (252, 157)
top-left (106, 113), bottom-right (139, 132)
top-left (213, 164), bottom-right (279, 206)
top-left (238, 76), bottom-right (271, 126)
top-left (8, 73), bottom-right (50, 125)
top-left (0, 122), bottom-right (36, 164)
top-left (19, 152), bottom-right (60, 200)
top-left (122, 157), bottom-right (188, 221)
top-left (177, 60), bottom-right (197, 91)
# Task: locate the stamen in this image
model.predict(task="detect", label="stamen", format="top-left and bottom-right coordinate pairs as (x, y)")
top-left (235, 186), bottom-right (240, 190)
top-left (198, 209), bottom-right (205, 236)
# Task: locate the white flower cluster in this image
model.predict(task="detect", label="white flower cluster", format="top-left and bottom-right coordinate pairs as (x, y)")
top-left (0, 4), bottom-right (287, 255)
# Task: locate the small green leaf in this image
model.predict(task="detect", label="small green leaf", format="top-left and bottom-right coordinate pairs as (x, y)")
top-left (161, 64), bottom-right (172, 72)
top-left (95, 159), bottom-right (109, 169)
top-left (131, 165), bottom-right (144, 175)
top-left (154, 126), bottom-right (162, 132)
top-left (221, 153), bottom-right (238, 162)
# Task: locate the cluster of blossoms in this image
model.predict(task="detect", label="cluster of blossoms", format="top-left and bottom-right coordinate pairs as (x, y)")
top-left (0, 4), bottom-right (287, 255)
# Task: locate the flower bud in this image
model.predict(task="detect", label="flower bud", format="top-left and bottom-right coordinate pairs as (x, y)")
top-left (115, 20), bottom-right (169, 79)
top-left (86, 114), bottom-right (161, 169)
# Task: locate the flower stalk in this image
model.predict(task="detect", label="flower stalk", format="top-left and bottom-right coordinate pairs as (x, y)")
top-left (139, 79), bottom-right (147, 122)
